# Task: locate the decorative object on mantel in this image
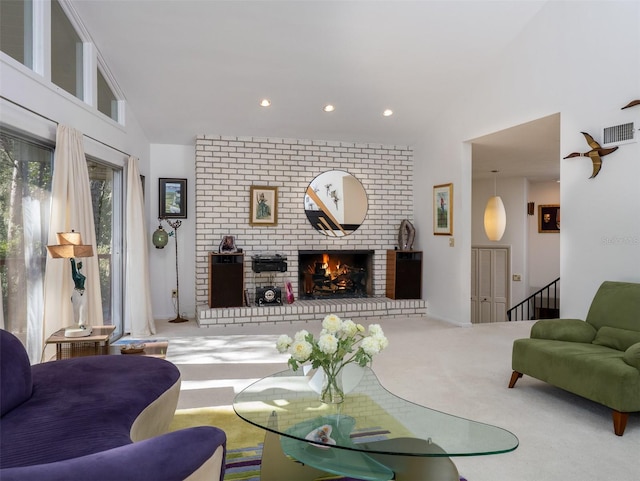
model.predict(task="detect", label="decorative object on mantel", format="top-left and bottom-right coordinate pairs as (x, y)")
top-left (621, 99), bottom-right (640, 110)
top-left (433, 183), bottom-right (453, 236)
top-left (285, 281), bottom-right (295, 304)
top-left (47, 231), bottom-right (95, 338)
top-left (219, 235), bottom-right (238, 253)
top-left (276, 314), bottom-right (388, 404)
top-left (398, 219), bottom-right (416, 250)
top-left (153, 217), bottom-right (188, 323)
top-left (483, 171), bottom-right (506, 241)
top-left (563, 131), bottom-right (618, 179)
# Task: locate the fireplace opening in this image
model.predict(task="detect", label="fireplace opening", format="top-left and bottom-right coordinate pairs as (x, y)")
top-left (298, 250), bottom-right (374, 300)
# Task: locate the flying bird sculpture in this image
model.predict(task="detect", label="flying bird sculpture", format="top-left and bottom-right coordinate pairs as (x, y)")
top-left (621, 99), bottom-right (640, 110)
top-left (563, 132), bottom-right (618, 179)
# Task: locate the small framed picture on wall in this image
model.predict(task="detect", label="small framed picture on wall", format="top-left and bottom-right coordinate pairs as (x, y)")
top-left (159, 178), bottom-right (187, 218)
top-left (249, 185), bottom-right (278, 226)
top-left (538, 204), bottom-right (560, 233)
top-left (433, 183), bottom-right (453, 235)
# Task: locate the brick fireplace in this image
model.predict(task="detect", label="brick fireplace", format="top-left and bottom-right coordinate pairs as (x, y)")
top-left (299, 250), bottom-right (374, 299)
top-left (194, 135), bottom-right (425, 326)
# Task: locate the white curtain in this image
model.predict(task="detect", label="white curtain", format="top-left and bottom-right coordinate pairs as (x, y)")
top-left (125, 157), bottom-right (155, 336)
top-left (40, 125), bottom-right (103, 360)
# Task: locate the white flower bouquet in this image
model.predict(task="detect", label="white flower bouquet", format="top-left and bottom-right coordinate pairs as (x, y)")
top-left (276, 314), bottom-right (388, 403)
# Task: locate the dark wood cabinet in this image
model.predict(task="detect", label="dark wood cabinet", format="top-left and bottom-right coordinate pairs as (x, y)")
top-left (386, 250), bottom-right (422, 299)
top-left (208, 252), bottom-right (244, 308)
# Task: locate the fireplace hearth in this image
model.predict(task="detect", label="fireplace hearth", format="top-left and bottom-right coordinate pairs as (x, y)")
top-left (298, 250), bottom-right (374, 300)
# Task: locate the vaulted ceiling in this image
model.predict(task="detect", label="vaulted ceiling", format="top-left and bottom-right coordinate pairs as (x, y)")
top-left (70, 0), bottom-right (558, 180)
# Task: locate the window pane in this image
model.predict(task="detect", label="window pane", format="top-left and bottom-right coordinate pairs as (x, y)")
top-left (87, 159), bottom-right (122, 338)
top-left (97, 68), bottom-right (118, 121)
top-left (0, 0), bottom-right (33, 68)
top-left (0, 131), bottom-right (52, 341)
top-left (51, 0), bottom-right (83, 99)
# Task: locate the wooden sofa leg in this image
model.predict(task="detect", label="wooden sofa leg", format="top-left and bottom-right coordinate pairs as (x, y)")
top-left (508, 371), bottom-right (523, 388)
top-left (612, 411), bottom-right (628, 436)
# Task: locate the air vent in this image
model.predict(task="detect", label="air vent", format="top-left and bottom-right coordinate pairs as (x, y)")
top-left (602, 122), bottom-right (635, 146)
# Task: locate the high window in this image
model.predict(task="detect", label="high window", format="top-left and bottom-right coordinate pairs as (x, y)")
top-left (0, 0), bottom-right (33, 68)
top-left (51, 0), bottom-right (84, 100)
top-left (97, 68), bottom-right (119, 121)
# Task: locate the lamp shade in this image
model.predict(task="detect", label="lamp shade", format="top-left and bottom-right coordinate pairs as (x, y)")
top-left (484, 196), bottom-right (506, 241)
top-left (46, 231), bottom-right (94, 258)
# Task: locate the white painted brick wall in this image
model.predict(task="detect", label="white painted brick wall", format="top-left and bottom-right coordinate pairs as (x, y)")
top-left (195, 135), bottom-right (415, 316)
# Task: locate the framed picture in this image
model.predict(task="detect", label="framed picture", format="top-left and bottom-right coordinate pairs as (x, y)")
top-left (159, 178), bottom-right (187, 218)
top-left (433, 183), bottom-right (453, 235)
top-left (249, 186), bottom-right (278, 226)
top-left (538, 204), bottom-right (560, 233)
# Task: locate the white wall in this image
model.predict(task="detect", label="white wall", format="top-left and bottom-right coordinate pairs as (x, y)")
top-left (527, 181), bottom-right (560, 292)
top-left (414, 1), bottom-right (640, 324)
top-left (148, 144), bottom-right (196, 319)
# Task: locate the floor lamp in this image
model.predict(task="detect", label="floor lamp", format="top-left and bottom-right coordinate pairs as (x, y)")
top-left (153, 218), bottom-right (188, 323)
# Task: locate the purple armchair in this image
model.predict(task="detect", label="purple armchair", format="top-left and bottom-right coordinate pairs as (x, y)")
top-left (0, 329), bottom-right (226, 481)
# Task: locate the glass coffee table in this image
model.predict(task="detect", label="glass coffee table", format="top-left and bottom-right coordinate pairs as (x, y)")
top-left (233, 367), bottom-right (518, 481)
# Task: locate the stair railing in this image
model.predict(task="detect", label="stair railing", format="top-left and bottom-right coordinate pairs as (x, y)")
top-left (507, 277), bottom-right (560, 321)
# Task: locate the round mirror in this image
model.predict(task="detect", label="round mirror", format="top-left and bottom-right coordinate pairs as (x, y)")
top-left (304, 170), bottom-right (368, 236)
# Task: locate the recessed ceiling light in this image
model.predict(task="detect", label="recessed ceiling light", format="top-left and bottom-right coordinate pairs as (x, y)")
top-left (323, 104), bottom-right (335, 113)
top-left (260, 99), bottom-right (271, 107)
top-left (383, 109), bottom-right (393, 117)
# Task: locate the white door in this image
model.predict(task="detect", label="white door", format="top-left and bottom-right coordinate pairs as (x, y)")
top-left (471, 247), bottom-right (509, 323)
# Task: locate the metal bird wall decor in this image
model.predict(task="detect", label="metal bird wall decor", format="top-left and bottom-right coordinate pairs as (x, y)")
top-left (563, 132), bottom-right (618, 179)
top-left (621, 100), bottom-right (640, 110)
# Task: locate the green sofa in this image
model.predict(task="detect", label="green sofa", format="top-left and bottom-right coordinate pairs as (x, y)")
top-left (509, 281), bottom-right (640, 436)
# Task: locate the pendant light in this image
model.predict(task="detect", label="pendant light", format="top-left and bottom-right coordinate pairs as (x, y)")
top-left (484, 170), bottom-right (506, 241)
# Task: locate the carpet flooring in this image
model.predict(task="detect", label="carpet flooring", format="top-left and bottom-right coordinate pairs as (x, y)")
top-left (156, 316), bottom-right (639, 481)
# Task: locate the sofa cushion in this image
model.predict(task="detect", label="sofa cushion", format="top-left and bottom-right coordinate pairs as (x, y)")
top-left (586, 281), bottom-right (640, 332)
top-left (0, 330), bottom-right (33, 417)
top-left (624, 343), bottom-right (640, 370)
top-left (592, 326), bottom-right (640, 352)
top-left (531, 319), bottom-right (596, 343)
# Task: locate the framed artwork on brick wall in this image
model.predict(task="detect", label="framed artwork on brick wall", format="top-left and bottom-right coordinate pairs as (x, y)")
top-left (159, 178), bottom-right (187, 218)
top-left (249, 186), bottom-right (278, 226)
top-left (433, 183), bottom-right (453, 235)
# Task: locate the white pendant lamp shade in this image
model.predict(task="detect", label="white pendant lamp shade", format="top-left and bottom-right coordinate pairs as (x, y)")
top-left (484, 196), bottom-right (506, 241)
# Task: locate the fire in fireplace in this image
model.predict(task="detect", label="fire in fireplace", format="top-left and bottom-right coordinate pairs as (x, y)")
top-left (298, 250), bottom-right (374, 299)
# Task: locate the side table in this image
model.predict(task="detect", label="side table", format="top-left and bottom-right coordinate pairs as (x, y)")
top-left (45, 325), bottom-right (116, 361)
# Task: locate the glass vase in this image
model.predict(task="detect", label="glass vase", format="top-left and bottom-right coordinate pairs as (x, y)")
top-left (320, 367), bottom-right (345, 404)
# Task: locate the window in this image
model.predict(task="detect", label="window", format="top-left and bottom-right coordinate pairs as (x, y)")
top-left (97, 68), bottom-right (118, 121)
top-left (0, 0), bottom-right (33, 68)
top-left (51, 0), bottom-right (83, 100)
top-left (87, 159), bottom-right (123, 338)
top-left (0, 131), bottom-right (53, 342)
